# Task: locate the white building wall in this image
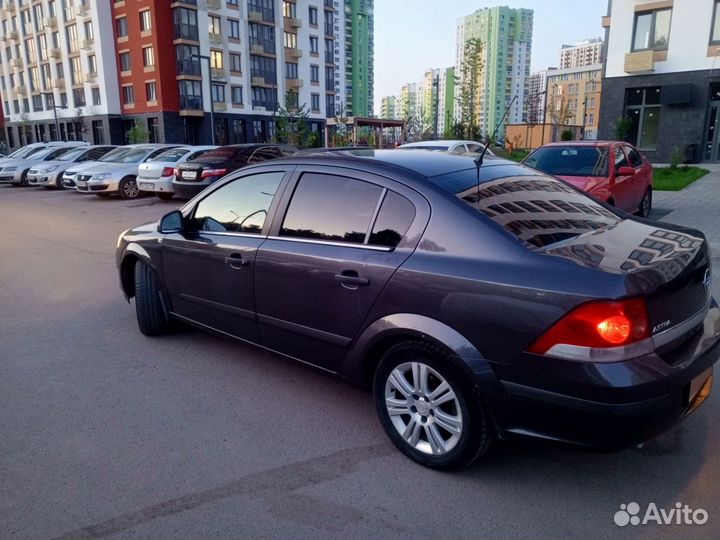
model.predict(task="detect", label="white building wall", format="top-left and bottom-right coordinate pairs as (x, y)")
top-left (605, 0), bottom-right (718, 78)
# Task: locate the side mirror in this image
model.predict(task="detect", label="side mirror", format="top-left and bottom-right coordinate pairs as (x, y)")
top-left (158, 210), bottom-right (184, 234)
top-left (617, 166), bottom-right (635, 176)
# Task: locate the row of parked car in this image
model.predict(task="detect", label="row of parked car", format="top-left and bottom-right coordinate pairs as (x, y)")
top-left (0, 141), bottom-right (295, 200)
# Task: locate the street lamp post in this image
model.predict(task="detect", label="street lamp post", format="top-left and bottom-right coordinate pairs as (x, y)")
top-left (42, 92), bottom-right (65, 142)
top-left (192, 54), bottom-right (215, 145)
top-left (581, 97), bottom-right (588, 140)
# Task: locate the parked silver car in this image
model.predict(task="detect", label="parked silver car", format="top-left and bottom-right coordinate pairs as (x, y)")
top-left (75, 144), bottom-right (180, 199)
top-left (137, 145), bottom-right (217, 200)
top-left (397, 140), bottom-right (495, 155)
top-left (0, 143), bottom-right (88, 186)
top-left (62, 145), bottom-right (143, 188)
top-left (28, 145), bottom-right (118, 189)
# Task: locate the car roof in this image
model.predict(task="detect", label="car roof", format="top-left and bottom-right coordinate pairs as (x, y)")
top-left (270, 148), bottom-right (512, 180)
top-left (400, 140), bottom-right (484, 147)
top-left (539, 141), bottom-right (625, 148)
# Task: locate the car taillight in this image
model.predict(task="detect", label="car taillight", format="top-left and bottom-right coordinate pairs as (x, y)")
top-left (161, 167), bottom-right (175, 177)
top-left (528, 297), bottom-right (651, 361)
top-left (201, 168), bottom-right (227, 179)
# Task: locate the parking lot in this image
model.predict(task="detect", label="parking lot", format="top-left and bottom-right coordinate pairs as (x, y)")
top-left (1, 185), bottom-right (719, 540)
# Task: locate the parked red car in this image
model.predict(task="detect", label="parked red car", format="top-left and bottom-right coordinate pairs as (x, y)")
top-left (522, 141), bottom-right (654, 217)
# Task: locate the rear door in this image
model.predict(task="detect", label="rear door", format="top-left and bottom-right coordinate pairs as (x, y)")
top-left (610, 144), bottom-right (634, 212)
top-left (162, 169), bottom-right (291, 343)
top-left (623, 144), bottom-right (650, 207)
top-left (254, 167), bottom-right (428, 370)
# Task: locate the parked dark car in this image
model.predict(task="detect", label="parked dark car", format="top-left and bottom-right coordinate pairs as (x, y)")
top-left (117, 150), bottom-right (718, 470)
top-left (172, 144), bottom-right (296, 199)
top-left (522, 141), bottom-right (654, 217)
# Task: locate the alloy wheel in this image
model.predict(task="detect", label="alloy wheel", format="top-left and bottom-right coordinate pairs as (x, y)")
top-left (384, 361), bottom-right (463, 456)
top-left (122, 178), bottom-right (139, 199)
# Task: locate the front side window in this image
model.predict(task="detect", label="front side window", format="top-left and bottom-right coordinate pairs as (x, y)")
top-left (193, 172), bottom-right (285, 234)
top-left (632, 8), bottom-right (671, 51)
top-left (281, 174), bottom-right (384, 245)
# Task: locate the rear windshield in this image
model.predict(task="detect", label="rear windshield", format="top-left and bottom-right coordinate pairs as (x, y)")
top-left (56, 148), bottom-right (86, 161)
top-left (149, 148), bottom-right (190, 162)
top-left (399, 145), bottom-right (448, 151)
top-left (10, 146), bottom-right (46, 159)
top-left (98, 148), bottom-right (134, 162)
top-left (108, 149), bottom-right (150, 163)
top-left (192, 148), bottom-right (246, 164)
top-left (524, 146), bottom-right (609, 178)
top-left (432, 165), bottom-right (621, 249)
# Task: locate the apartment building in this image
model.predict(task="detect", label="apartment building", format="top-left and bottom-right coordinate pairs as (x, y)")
top-left (380, 95), bottom-right (397, 119)
top-left (455, 6), bottom-right (533, 137)
top-left (598, 0), bottom-right (720, 162)
top-left (559, 37), bottom-right (604, 69)
top-left (0, 0), bottom-right (121, 146)
top-left (332, 0), bottom-right (372, 117)
top-left (1, 0), bottom-right (342, 147)
top-left (547, 64), bottom-right (603, 140)
top-left (526, 69), bottom-right (550, 124)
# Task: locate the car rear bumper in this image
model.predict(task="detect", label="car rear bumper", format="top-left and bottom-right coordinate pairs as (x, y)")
top-left (138, 177), bottom-right (173, 193)
top-left (172, 180), bottom-right (213, 199)
top-left (490, 302), bottom-right (720, 449)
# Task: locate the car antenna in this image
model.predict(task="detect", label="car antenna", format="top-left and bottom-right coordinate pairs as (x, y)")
top-left (475, 94), bottom-right (518, 192)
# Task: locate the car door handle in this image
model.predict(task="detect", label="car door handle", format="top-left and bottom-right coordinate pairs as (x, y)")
top-left (334, 272), bottom-right (369, 287)
top-left (225, 254), bottom-right (249, 268)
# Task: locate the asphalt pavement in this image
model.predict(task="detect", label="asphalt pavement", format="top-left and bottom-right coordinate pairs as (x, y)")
top-left (1, 185), bottom-right (718, 540)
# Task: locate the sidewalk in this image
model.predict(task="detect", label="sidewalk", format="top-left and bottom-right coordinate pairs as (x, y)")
top-left (651, 164), bottom-right (720, 292)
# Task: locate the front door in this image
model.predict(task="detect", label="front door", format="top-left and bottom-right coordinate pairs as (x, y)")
top-left (254, 169), bottom-right (424, 371)
top-left (702, 83), bottom-right (720, 162)
top-left (162, 170), bottom-right (288, 343)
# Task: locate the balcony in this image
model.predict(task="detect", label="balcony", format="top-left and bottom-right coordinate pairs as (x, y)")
top-left (211, 68), bottom-right (225, 79)
top-left (179, 95), bottom-right (204, 115)
top-left (324, 0), bottom-right (333, 9)
top-left (213, 101), bottom-right (227, 111)
top-left (11, 58), bottom-right (23, 68)
top-left (45, 16), bottom-right (58, 28)
top-left (286, 78), bottom-right (302, 90)
top-left (285, 47), bottom-right (302, 59)
top-left (207, 0), bottom-right (221, 8)
top-left (177, 59), bottom-right (202, 76)
top-left (284, 17), bottom-right (301, 29)
top-left (8, 30), bottom-right (19, 41)
top-left (248, 10), bottom-right (263, 22)
top-left (251, 76), bottom-right (266, 85)
top-left (78, 2), bottom-right (90, 15)
top-left (53, 79), bottom-right (66, 89)
top-left (84, 72), bottom-right (97, 82)
top-left (83, 38), bottom-right (94, 49)
top-left (16, 85), bottom-right (28, 95)
top-left (209, 33), bottom-right (222, 44)
top-left (174, 23), bottom-right (199, 41)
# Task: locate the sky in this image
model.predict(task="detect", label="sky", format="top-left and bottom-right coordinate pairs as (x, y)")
top-left (373, 0), bottom-right (607, 114)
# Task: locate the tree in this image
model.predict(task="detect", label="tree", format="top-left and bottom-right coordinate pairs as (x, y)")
top-left (275, 90), bottom-right (311, 148)
top-left (456, 38), bottom-right (484, 140)
top-left (332, 102), bottom-right (351, 147)
top-left (74, 107), bottom-right (89, 140)
top-left (127, 120), bottom-right (150, 144)
top-left (614, 116), bottom-right (633, 141)
top-left (547, 95), bottom-right (573, 126)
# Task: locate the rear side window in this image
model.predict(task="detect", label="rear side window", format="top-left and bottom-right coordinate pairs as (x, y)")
top-left (281, 174), bottom-right (383, 244)
top-left (193, 171), bottom-right (285, 234)
top-left (150, 148), bottom-right (190, 162)
top-left (369, 191), bottom-right (416, 248)
top-left (624, 146), bottom-right (644, 168)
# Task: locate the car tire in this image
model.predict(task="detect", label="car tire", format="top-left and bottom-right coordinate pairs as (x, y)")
top-left (19, 171), bottom-right (28, 187)
top-left (373, 341), bottom-right (493, 470)
top-left (134, 260), bottom-right (172, 336)
top-left (636, 188), bottom-right (652, 218)
top-left (156, 192), bottom-right (174, 201)
top-left (55, 174), bottom-right (65, 189)
top-left (119, 176), bottom-right (140, 200)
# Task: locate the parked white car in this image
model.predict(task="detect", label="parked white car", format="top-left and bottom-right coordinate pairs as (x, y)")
top-left (74, 144), bottom-right (180, 199)
top-left (397, 140), bottom-right (495, 155)
top-left (137, 145), bottom-right (218, 200)
top-left (62, 145), bottom-right (144, 188)
top-left (0, 143), bottom-right (88, 186)
top-left (28, 145), bottom-right (118, 189)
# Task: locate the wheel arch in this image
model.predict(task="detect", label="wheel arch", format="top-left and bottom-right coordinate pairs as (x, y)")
top-left (119, 244), bottom-right (157, 300)
top-left (342, 313), bottom-right (494, 390)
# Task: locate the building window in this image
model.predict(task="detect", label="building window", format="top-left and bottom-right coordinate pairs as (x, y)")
top-left (32, 94), bottom-right (44, 112)
top-left (712, 1), bottom-right (720, 44)
top-left (624, 87), bottom-right (661, 150)
top-left (229, 52), bottom-right (241, 72)
top-left (179, 79), bottom-right (202, 110)
top-left (119, 51), bottom-right (131, 72)
top-left (66, 23), bottom-right (78, 53)
top-left (632, 8), bottom-right (671, 51)
top-left (211, 49), bottom-right (223, 69)
top-left (122, 85), bottom-right (134, 105)
top-left (146, 82), bottom-right (157, 102)
top-left (87, 54), bottom-right (97, 74)
top-left (91, 87), bottom-right (101, 105)
top-left (231, 85), bottom-right (243, 104)
top-left (148, 117), bottom-right (159, 143)
top-left (311, 93), bottom-right (319, 111)
top-left (285, 62), bottom-right (298, 79)
top-left (209, 15), bottom-right (221, 35)
top-left (84, 20), bottom-right (94, 40)
top-left (284, 31), bottom-right (297, 48)
top-left (211, 83), bottom-right (225, 103)
top-left (309, 6), bottom-right (318, 25)
top-left (227, 19), bottom-right (239, 39)
top-left (70, 56), bottom-right (82, 85)
top-left (73, 88), bottom-right (86, 107)
top-left (143, 46), bottom-right (155, 67)
top-left (283, 1), bottom-right (296, 18)
top-left (139, 10), bottom-right (152, 32)
top-left (116, 16), bottom-right (127, 37)
top-left (230, 119), bottom-right (245, 143)
top-left (253, 119), bottom-right (265, 141)
top-left (92, 120), bottom-right (104, 144)
top-left (310, 64), bottom-right (319, 82)
top-left (310, 36), bottom-right (318, 54)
